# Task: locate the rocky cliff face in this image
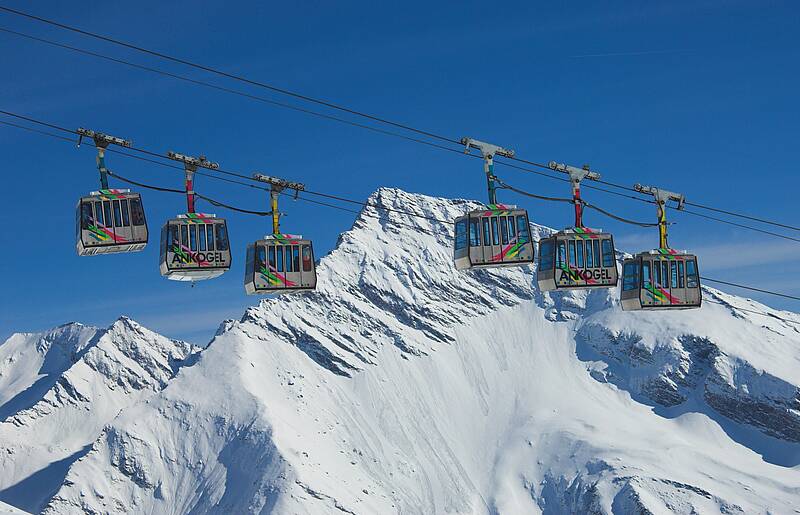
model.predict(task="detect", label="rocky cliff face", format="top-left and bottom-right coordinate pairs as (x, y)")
top-left (575, 285), bottom-right (800, 461)
top-left (2, 188), bottom-right (799, 514)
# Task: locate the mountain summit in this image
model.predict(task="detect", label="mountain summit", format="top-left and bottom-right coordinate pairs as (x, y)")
top-left (2, 188), bottom-right (799, 514)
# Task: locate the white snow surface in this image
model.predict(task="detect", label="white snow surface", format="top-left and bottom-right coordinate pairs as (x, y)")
top-left (0, 500), bottom-right (31, 515)
top-left (0, 319), bottom-right (200, 513)
top-left (1, 187), bottom-right (799, 514)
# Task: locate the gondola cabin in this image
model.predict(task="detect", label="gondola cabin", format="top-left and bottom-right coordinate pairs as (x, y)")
top-left (76, 189), bottom-right (148, 256)
top-left (537, 228), bottom-right (617, 291)
top-left (160, 213), bottom-right (231, 281)
top-left (244, 234), bottom-right (316, 294)
top-left (620, 250), bottom-right (701, 310)
top-left (454, 204), bottom-right (534, 270)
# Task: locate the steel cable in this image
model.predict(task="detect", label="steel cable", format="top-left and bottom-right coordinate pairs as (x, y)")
top-left (496, 178), bottom-right (657, 227)
top-left (2, 116), bottom-right (800, 303)
top-left (0, 13), bottom-right (796, 233)
top-left (700, 278), bottom-right (800, 302)
top-left (0, 9), bottom-right (460, 145)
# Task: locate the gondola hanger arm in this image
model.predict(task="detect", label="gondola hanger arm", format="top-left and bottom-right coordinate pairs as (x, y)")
top-left (548, 161), bottom-right (600, 183)
top-left (252, 173), bottom-right (306, 192)
top-left (166, 151), bottom-right (219, 171)
top-left (460, 137), bottom-right (514, 159)
top-left (76, 127), bottom-right (131, 149)
top-left (634, 183), bottom-right (685, 209)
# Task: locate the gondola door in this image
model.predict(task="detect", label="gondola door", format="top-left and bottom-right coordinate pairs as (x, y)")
top-left (468, 216), bottom-right (485, 267)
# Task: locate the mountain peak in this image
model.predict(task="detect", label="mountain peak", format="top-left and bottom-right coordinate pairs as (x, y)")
top-left (0, 317), bottom-right (203, 513)
top-left (238, 187), bottom-right (538, 376)
top-left (4, 187), bottom-right (800, 514)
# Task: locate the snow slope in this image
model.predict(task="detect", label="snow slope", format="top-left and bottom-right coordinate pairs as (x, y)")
top-left (2, 188), bottom-right (799, 514)
top-left (0, 500), bottom-right (31, 515)
top-left (0, 319), bottom-right (201, 513)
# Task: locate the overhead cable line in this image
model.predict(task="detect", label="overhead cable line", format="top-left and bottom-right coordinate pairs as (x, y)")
top-left (0, 118), bottom-right (76, 142)
top-left (0, 7), bottom-right (460, 146)
top-left (676, 208), bottom-right (800, 243)
top-left (0, 26), bottom-right (471, 160)
top-left (102, 154), bottom-right (448, 236)
top-left (495, 178), bottom-right (575, 204)
top-left (1, 109), bottom-right (796, 241)
top-left (3, 115), bottom-right (800, 302)
top-left (583, 202), bottom-right (658, 228)
top-left (704, 300), bottom-right (800, 328)
top-left (196, 193), bottom-right (271, 216)
top-left (700, 278), bottom-right (800, 302)
top-left (685, 201), bottom-right (800, 232)
top-left (496, 178), bottom-right (659, 228)
top-left (1, 11), bottom-right (796, 234)
top-left (0, 109), bottom-right (457, 225)
top-left (107, 170), bottom-right (183, 194)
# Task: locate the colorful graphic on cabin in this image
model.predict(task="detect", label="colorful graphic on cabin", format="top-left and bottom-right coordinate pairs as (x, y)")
top-left (259, 264), bottom-right (296, 287)
top-left (171, 243), bottom-right (212, 267)
top-left (644, 283), bottom-right (681, 304)
top-left (87, 218), bottom-right (127, 243)
top-left (483, 204), bottom-right (512, 217)
top-left (491, 236), bottom-right (528, 262)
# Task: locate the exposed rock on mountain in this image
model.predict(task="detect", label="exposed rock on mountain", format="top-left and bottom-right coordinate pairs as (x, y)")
top-left (2, 188), bottom-right (799, 514)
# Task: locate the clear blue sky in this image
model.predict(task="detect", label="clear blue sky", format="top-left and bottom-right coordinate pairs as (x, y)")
top-left (1, 0), bottom-right (798, 343)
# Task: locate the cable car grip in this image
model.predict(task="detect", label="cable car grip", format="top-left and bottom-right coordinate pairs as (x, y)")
top-left (167, 151), bottom-right (219, 213)
top-left (460, 137), bottom-right (515, 205)
top-left (77, 128), bottom-right (132, 190)
top-left (634, 183), bottom-right (686, 249)
top-left (548, 161), bottom-right (600, 228)
top-left (252, 173), bottom-right (306, 235)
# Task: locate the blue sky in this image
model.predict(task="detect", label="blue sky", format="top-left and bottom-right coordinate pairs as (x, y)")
top-left (1, 0), bottom-right (798, 343)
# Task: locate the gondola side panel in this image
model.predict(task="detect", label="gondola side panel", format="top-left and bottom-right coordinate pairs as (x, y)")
top-left (76, 191), bottom-right (148, 256)
top-left (247, 237), bottom-right (316, 294)
top-left (160, 215), bottom-right (231, 280)
top-left (539, 230), bottom-right (617, 292)
top-left (455, 207), bottom-right (534, 270)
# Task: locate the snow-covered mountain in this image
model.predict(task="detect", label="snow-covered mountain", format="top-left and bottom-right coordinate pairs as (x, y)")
top-left (0, 319), bottom-right (201, 514)
top-left (2, 188), bottom-right (800, 514)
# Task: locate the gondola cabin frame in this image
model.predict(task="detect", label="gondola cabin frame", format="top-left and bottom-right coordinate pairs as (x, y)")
top-left (454, 205), bottom-right (535, 270)
top-left (244, 234), bottom-right (316, 295)
top-left (159, 213), bottom-right (232, 281)
top-left (76, 189), bottom-right (148, 256)
top-left (537, 228), bottom-right (618, 291)
top-left (620, 250), bottom-right (702, 310)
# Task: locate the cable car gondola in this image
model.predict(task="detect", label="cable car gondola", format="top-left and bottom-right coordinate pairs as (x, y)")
top-left (159, 152), bottom-right (231, 281)
top-left (75, 128), bottom-right (149, 256)
top-left (538, 228), bottom-right (617, 290)
top-left (454, 138), bottom-right (535, 270)
top-left (244, 174), bottom-right (317, 294)
top-left (537, 162), bottom-right (618, 291)
top-left (245, 234), bottom-right (316, 294)
top-left (160, 213), bottom-right (231, 281)
top-left (620, 184), bottom-right (701, 310)
top-left (454, 204), bottom-right (534, 270)
top-left (77, 189), bottom-right (148, 255)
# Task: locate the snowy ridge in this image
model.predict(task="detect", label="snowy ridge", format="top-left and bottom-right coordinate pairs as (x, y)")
top-left (0, 318), bottom-right (200, 514)
top-left (1, 187), bottom-right (799, 514)
top-left (0, 323), bottom-right (98, 414)
top-left (239, 189), bottom-right (547, 373)
top-left (0, 500), bottom-right (30, 515)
